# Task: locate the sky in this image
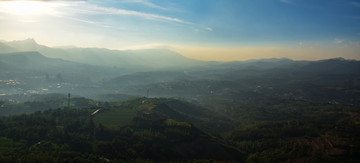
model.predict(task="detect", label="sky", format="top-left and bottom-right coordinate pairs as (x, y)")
top-left (0, 0), bottom-right (359, 61)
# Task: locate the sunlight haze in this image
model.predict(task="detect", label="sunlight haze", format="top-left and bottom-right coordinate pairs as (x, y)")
top-left (1, 1), bottom-right (360, 162)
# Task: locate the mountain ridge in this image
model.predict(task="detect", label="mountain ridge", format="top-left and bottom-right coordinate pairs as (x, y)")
top-left (1, 39), bottom-right (204, 70)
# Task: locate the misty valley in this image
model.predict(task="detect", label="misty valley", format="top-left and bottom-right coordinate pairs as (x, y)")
top-left (0, 39), bottom-right (359, 162)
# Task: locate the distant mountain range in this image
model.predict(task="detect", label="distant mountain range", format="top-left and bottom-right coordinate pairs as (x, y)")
top-left (0, 39), bottom-right (203, 71)
top-left (1, 38), bottom-right (359, 104)
top-left (2, 38), bottom-right (358, 73)
top-left (0, 51), bottom-right (119, 76)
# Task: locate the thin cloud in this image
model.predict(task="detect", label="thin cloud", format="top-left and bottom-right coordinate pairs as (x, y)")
top-left (0, 0), bottom-right (191, 24)
top-left (121, 0), bottom-right (169, 11)
top-left (205, 27), bottom-right (213, 31)
top-left (0, 0), bottom-right (193, 25)
top-left (0, 0), bottom-right (48, 2)
top-left (0, 0), bottom-right (82, 1)
top-left (70, 2), bottom-right (192, 24)
top-left (69, 17), bottom-right (113, 28)
top-left (70, 17), bottom-right (96, 24)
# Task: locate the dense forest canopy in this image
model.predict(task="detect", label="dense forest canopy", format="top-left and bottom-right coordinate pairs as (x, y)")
top-left (0, 96), bottom-right (359, 162)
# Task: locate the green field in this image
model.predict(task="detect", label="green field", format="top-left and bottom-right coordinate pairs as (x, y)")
top-left (93, 101), bottom-right (156, 127)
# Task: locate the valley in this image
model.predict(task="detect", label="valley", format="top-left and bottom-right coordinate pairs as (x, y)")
top-left (0, 39), bottom-right (359, 162)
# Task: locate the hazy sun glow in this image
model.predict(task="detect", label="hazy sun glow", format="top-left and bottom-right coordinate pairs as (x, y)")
top-left (0, 1), bottom-right (59, 16)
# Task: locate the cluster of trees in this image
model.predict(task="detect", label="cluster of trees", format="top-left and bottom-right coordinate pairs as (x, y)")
top-left (0, 97), bottom-right (359, 162)
top-left (221, 99), bottom-right (360, 162)
top-left (0, 102), bottom-right (243, 162)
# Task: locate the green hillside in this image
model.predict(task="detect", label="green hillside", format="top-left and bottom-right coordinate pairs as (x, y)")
top-left (0, 98), bottom-right (246, 162)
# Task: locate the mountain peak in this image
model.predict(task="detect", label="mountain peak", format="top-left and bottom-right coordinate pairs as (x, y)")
top-left (8, 38), bottom-right (38, 45)
top-left (3, 38), bottom-right (41, 52)
top-left (23, 38), bottom-right (37, 44)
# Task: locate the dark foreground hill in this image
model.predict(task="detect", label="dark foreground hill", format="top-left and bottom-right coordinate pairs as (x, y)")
top-left (0, 96), bottom-right (359, 162)
top-left (0, 98), bottom-right (245, 162)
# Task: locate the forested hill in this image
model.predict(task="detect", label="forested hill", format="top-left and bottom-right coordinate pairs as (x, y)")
top-left (0, 97), bottom-right (359, 162)
top-left (0, 98), bottom-right (245, 162)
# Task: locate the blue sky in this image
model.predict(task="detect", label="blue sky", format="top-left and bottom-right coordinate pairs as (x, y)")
top-left (0, 0), bottom-right (359, 60)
